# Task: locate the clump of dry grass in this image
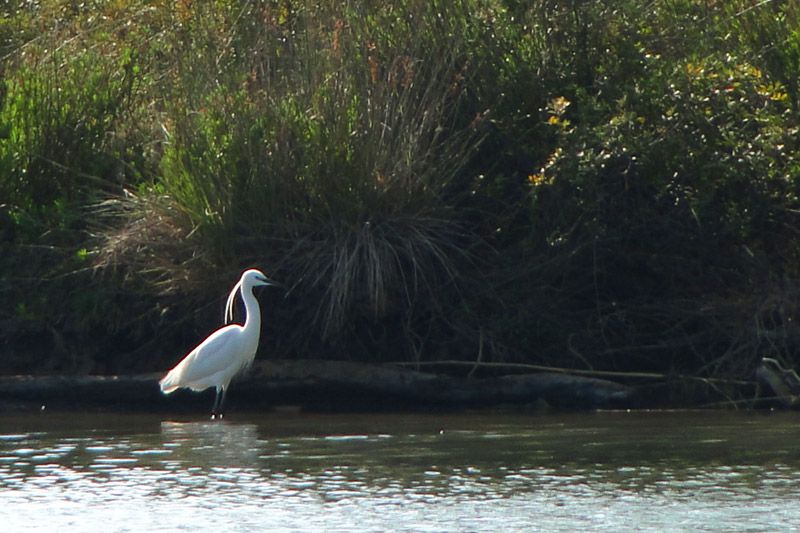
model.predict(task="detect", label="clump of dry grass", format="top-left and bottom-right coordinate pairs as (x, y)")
top-left (91, 1), bottom-right (490, 362)
top-left (94, 193), bottom-right (201, 295)
top-left (281, 214), bottom-right (475, 339)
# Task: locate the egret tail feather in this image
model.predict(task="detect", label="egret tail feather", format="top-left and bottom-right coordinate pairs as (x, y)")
top-left (159, 371), bottom-right (180, 394)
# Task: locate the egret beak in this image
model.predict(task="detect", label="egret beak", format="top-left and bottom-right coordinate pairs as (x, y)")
top-left (257, 276), bottom-right (285, 290)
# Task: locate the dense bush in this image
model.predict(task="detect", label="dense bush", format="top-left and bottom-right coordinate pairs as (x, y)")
top-left (1, 0), bottom-right (799, 391)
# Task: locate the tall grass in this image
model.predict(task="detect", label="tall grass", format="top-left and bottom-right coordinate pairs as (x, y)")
top-left (97, 1), bottom-right (492, 362)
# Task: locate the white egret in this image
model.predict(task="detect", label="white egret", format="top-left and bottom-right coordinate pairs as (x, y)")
top-left (159, 269), bottom-right (279, 418)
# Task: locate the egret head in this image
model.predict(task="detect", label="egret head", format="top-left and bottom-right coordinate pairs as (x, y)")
top-left (241, 268), bottom-right (280, 290)
top-left (237, 268), bottom-right (283, 288)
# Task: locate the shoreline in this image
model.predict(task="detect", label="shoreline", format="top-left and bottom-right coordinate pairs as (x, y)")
top-left (0, 359), bottom-right (773, 413)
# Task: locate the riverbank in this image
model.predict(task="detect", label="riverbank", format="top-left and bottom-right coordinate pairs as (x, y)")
top-left (0, 359), bottom-right (781, 413)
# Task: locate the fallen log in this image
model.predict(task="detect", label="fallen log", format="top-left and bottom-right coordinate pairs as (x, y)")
top-left (240, 360), bottom-right (635, 410)
top-left (0, 374), bottom-right (163, 408)
top-left (0, 359), bottom-right (638, 411)
top-left (756, 357), bottom-right (800, 408)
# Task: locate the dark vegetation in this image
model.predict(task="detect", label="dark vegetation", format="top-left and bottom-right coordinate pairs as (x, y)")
top-left (1, 1), bottom-right (799, 402)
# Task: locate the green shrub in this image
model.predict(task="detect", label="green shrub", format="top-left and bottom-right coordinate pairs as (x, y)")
top-left (511, 4), bottom-right (800, 376)
top-left (0, 5), bottom-right (155, 373)
top-left (1, 50), bottom-right (142, 209)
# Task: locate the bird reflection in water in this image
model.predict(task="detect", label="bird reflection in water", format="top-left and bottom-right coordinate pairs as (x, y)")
top-left (160, 420), bottom-right (263, 468)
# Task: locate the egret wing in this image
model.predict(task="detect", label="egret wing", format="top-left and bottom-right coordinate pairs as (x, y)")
top-left (161, 325), bottom-right (244, 391)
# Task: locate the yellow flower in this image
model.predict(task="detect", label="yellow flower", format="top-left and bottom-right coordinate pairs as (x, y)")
top-left (549, 96), bottom-right (571, 115)
top-left (528, 173), bottom-right (546, 186)
top-left (685, 63), bottom-right (704, 77)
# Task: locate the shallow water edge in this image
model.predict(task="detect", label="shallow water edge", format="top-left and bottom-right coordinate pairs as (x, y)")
top-left (1, 410), bottom-right (799, 532)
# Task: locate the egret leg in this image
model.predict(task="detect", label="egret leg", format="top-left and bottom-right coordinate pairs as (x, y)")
top-left (211, 388), bottom-right (222, 419)
top-left (217, 387), bottom-right (229, 419)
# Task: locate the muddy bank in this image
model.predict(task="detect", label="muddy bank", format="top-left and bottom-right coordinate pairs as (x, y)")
top-left (0, 359), bottom-right (769, 413)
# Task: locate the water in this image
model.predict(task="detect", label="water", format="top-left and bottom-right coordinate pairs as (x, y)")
top-left (0, 410), bottom-right (799, 532)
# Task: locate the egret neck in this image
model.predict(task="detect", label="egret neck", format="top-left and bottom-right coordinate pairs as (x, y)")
top-left (240, 281), bottom-right (262, 358)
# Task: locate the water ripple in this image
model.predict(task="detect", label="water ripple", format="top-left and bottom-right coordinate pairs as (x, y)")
top-left (0, 411), bottom-right (798, 531)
